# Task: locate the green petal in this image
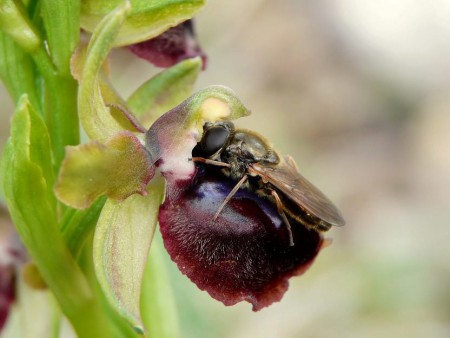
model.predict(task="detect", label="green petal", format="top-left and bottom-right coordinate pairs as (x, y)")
top-left (55, 132), bottom-right (154, 209)
top-left (93, 175), bottom-right (165, 333)
top-left (78, 1), bottom-right (138, 142)
top-left (128, 57), bottom-right (202, 128)
top-left (81, 0), bottom-right (206, 47)
top-left (73, 42), bottom-right (146, 136)
top-left (145, 85), bottom-right (251, 180)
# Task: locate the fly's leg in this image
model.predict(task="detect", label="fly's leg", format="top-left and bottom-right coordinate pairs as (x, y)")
top-left (270, 189), bottom-right (295, 246)
top-left (213, 175), bottom-right (248, 221)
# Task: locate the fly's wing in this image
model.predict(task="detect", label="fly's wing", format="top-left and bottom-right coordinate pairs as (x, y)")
top-left (250, 156), bottom-right (345, 226)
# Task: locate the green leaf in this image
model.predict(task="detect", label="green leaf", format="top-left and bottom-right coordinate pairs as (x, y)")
top-left (145, 85), bottom-right (251, 180)
top-left (0, 32), bottom-right (40, 110)
top-left (141, 232), bottom-right (180, 338)
top-left (78, 1), bottom-right (134, 142)
top-left (55, 132), bottom-right (154, 209)
top-left (8, 96), bottom-right (55, 207)
top-left (41, 0), bottom-right (80, 75)
top-left (93, 175), bottom-right (165, 334)
top-left (128, 57), bottom-right (202, 128)
top-left (1, 96), bottom-right (118, 337)
top-left (81, 0), bottom-right (206, 47)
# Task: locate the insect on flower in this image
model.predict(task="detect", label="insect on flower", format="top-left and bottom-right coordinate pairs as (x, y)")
top-left (191, 121), bottom-right (345, 245)
top-left (150, 87), bottom-right (345, 310)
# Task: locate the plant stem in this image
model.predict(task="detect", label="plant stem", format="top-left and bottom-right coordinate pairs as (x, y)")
top-left (32, 46), bottom-right (79, 170)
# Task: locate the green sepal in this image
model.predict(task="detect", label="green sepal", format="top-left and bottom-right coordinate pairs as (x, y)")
top-left (55, 131), bottom-right (154, 209)
top-left (128, 57), bottom-right (202, 128)
top-left (93, 175), bottom-right (165, 334)
top-left (81, 0), bottom-right (206, 47)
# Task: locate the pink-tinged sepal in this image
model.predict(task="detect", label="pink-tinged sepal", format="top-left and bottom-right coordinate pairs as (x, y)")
top-left (145, 86), bottom-right (251, 183)
top-left (129, 20), bottom-right (207, 69)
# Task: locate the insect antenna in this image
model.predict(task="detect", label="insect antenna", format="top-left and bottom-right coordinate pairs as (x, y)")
top-left (191, 157), bottom-right (231, 168)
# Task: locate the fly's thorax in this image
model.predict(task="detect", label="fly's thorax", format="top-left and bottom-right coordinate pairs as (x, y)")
top-left (228, 158), bottom-right (249, 180)
top-left (220, 130), bottom-right (280, 178)
top-left (224, 131), bottom-right (279, 163)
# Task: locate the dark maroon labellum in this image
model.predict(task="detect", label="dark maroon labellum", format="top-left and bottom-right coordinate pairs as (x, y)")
top-left (159, 166), bottom-right (323, 311)
top-left (0, 266), bottom-right (15, 330)
top-left (129, 20), bottom-right (208, 69)
top-left (0, 207), bottom-right (27, 330)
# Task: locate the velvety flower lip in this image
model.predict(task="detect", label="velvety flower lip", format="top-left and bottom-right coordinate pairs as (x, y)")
top-left (158, 166), bottom-right (324, 311)
top-left (129, 20), bottom-right (208, 69)
top-left (0, 265), bottom-right (15, 330)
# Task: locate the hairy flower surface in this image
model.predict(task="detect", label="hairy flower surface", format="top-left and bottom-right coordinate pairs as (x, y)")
top-left (159, 166), bottom-right (323, 310)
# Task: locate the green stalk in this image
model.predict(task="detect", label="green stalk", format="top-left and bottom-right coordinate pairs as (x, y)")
top-left (41, 72), bottom-right (79, 169)
top-left (40, 0), bottom-right (80, 168)
top-left (0, 32), bottom-right (40, 112)
top-left (41, 0), bottom-right (80, 75)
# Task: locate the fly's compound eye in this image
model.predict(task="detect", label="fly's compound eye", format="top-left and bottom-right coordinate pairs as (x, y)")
top-left (201, 125), bottom-right (230, 157)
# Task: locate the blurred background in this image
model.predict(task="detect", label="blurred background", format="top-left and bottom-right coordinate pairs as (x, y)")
top-left (1, 0), bottom-right (450, 337)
